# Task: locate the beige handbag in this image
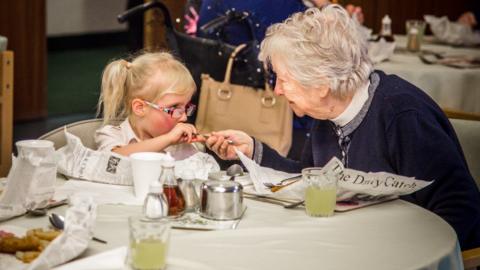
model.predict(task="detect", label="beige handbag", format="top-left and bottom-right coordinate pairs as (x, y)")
top-left (195, 44), bottom-right (293, 156)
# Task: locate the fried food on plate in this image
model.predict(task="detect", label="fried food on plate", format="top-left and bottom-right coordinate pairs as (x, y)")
top-left (0, 228), bottom-right (62, 263)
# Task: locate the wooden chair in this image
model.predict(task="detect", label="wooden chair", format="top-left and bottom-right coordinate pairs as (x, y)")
top-left (443, 108), bottom-right (480, 121)
top-left (463, 247), bottom-right (480, 270)
top-left (0, 51), bottom-right (13, 177)
top-left (445, 110), bottom-right (480, 270)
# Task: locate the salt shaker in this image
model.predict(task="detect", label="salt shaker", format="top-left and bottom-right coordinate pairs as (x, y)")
top-left (178, 170), bottom-right (200, 213)
top-left (143, 181), bottom-right (169, 219)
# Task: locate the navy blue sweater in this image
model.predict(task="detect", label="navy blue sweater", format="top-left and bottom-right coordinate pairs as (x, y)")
top-left (260, 71), bottom-right (480, 250)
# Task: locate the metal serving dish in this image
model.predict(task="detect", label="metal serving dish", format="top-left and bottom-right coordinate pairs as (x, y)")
top-left (200, 180), bottom-right (244, 220)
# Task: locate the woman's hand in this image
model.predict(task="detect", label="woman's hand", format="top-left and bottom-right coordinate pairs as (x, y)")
top-left (166, 123), bottom-right (197, 144)
top-left (205, 130), bottom-right (254, 160)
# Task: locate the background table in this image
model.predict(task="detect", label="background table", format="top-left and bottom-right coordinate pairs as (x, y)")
top-left (376, 36), bottom-right (480, 114)
top-left (2, 196), bottom-right (463, 270)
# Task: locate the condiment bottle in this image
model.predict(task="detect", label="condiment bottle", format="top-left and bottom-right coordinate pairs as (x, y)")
top-left (159, 153), bottom-right (185, 217)
top-left (142, 181), bottom-right (169, 219)
top-left (376, 15), bottom-right (395, 42)
top-left (178, 169), bottom-right (200, 213)
top-left (407, 27), bottom-right (420, 52)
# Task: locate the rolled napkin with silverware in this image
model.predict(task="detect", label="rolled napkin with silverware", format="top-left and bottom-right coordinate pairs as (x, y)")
top-left (27, 195), bottom-right (97, 270)
top-left (0, 140), bottom-right (57, 221)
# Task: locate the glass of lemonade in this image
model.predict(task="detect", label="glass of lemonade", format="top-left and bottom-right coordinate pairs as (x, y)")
top-left (127, 217), bottom-right (171, 270)
top-left (302, 168), bottom-right (337, 217)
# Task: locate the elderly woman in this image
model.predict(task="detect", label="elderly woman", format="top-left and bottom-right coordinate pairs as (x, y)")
top-left (205, 5), bottom-right (480, 250)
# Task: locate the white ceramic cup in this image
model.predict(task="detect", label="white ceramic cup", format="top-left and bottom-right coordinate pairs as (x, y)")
top-left (15, 140), bottom-right (55, 159)
top-left (130, 152), bottom-right (167, 200)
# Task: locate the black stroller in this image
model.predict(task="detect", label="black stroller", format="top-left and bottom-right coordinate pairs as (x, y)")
top-left (118, 1), bottom-right (267, 122)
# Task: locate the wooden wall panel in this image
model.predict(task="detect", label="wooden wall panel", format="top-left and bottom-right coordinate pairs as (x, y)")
top-left (0, 0), bottom-right (47, 121)
top-left (0, 51), bottom-right (13, 176)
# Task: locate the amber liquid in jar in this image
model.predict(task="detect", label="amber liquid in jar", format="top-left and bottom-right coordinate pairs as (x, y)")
top-left (163, 185), bottom-right (185, 217)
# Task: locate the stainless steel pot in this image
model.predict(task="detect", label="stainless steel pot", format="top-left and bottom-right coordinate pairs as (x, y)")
top-left (200, 180), bottom-right (244, 220)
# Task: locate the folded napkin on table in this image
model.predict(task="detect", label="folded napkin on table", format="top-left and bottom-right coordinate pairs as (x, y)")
top-left (0, 146), bottom-right (57, 221)
top-left (425, 15), bottom-right (480, 46)
top-left (54, 180), bottom-right (143, 206)
top-left (368, 38), bottom-right (396, 64)
top-left (28, 195), bottom-right (97, 270)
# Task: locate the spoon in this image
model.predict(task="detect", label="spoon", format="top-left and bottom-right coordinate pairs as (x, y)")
top-left (48, 213), bottom-right (107, 244)
top-left (226, 164), bottom-right (244, 181)
top-left (263, 175), bottom-right (301, 190)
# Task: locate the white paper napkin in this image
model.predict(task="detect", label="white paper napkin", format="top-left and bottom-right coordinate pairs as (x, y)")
top-left (425, 15), bottom-right (480, 46)
top-left (235, 149), bottom-right (300, 195)
top-left (368, 38), bottom-right (396, 64)
top-left (28, 195), bottom-right (97, 270)
top-left (54, 180), bottom-right (143, 206)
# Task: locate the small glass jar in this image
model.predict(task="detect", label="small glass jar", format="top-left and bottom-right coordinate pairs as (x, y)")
top-left (178, 169), bottom-right (200, 213)
top-left (159, 154), bottom-right (185, 217)
top-left (126, 217), bottom-right (170, 270)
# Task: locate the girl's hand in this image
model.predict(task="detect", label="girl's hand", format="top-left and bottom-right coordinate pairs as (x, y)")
top-left (166, 123), bottom-right (197, 144)
top-left (205, 130), bottom-right (254, 160)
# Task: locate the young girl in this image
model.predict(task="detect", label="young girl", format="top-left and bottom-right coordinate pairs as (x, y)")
top-left (95, 52), bottom-right (200, 157)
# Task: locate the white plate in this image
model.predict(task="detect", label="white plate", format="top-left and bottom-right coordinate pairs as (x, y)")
top-left (171, 207), bottom-right (246, 230)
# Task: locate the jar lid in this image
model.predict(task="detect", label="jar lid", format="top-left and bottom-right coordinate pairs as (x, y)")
top-left (203, 180), bottom-right (243, 193)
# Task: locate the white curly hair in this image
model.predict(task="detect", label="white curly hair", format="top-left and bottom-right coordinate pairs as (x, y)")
top-left (259, 5), bottom-right (373, 98)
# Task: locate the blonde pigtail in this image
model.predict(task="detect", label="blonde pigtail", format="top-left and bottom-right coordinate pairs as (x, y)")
top-left (97, 59), bottom-right (132, 124)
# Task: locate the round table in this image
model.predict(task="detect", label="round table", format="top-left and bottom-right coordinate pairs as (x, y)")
top-left (376, 35), bottom-right (480, 115)
top-left (28, 198), bottom-right (462, 270)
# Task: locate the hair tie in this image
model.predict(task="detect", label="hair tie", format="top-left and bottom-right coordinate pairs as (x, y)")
top-left (121, 60), bottom-right (132, 69)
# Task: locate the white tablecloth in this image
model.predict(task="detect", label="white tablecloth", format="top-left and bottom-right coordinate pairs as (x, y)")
top-left (376, 36), bottom-right (480, 114)
top-left (3, 194), bottom-right (463, 270)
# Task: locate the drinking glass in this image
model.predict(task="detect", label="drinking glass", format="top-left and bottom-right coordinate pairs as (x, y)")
top-left (126, 217), bottom-right (171, 270)
top-left (302, 168), bottom-right (337, 217)
top-left (405, 20), bottom-right (426, 52)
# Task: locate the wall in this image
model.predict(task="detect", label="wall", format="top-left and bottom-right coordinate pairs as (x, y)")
top-left (0, 0), bottom-right (47, 121)
top-left (47, 0), bottom-right (127, 37)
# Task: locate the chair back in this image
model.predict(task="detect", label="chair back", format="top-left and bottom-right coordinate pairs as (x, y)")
top-left (449, 118), bottom-right (480, 187)
top-left (38, 119), bottom-right (118, 150)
